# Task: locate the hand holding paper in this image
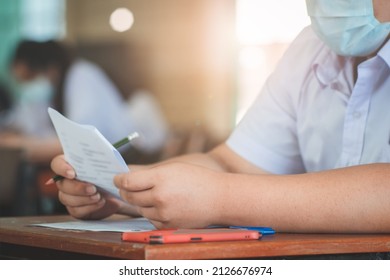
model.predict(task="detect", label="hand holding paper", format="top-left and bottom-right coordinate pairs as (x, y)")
top-left (48, 108), bottom-right (131, 198)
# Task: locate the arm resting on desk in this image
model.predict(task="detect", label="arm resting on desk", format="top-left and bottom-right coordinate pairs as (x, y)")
top-left (52, 143), bottom-right (390, 233)
top-left (116, 144), bottom-right (390, 233)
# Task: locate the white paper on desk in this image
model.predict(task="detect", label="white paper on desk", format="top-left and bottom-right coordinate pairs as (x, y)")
top-left (33, 217), bottom-right (156, 232)
top-left (48, 108), bottom-right (129, 198)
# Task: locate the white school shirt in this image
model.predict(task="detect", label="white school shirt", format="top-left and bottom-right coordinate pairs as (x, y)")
top-left (227, 26), bottom-right (390, 174)
top-left (64, 60), bottom-right (168, 152)
top-left (64, 59), bottom-right (135, 143)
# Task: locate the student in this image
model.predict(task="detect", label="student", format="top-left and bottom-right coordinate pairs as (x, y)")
top-left (0, 40), bottom-right (167, 163)
top-left (50, 0), bottom-right (390, 233)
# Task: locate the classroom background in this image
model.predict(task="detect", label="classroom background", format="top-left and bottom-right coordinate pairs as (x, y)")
top-left (0, 0), bottom-right (309, 217)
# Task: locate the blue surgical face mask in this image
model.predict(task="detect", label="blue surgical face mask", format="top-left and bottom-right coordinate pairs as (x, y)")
top-left (18, 76), bottom-right (54, 104)
top-left (306, 0), bottom-right (390, 57)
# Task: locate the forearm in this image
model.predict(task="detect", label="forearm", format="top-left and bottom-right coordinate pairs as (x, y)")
top-left (128, 152), bottom-right (227, 173)
top-left (129, 143), bottom-right (268, 174)
top-left (0, 133), bottom-right (63, 164)
top-left (162, 152), bottom-right (227, 171)
top-left (25, 138), bottom-right (63, 163)
top-left (218, 163), bottom-right (390, 233)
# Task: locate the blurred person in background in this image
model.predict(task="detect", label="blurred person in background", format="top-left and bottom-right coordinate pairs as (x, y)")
top-left (0, 40), bottom-right (168, 164)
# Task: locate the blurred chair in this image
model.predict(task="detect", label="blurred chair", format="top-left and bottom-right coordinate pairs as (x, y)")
top-left (0, 147), bottom-right (63, 216)
top-left (0, 147), bottom-right (38, 216)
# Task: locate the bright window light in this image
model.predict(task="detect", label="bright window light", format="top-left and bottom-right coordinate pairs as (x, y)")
top-left (110, 8), bottom-right (134, 32)
top-left (235, 0), bottom-right (310, 123)
top-left (236, 0), bottom-right (310, 45)
top-left (21, 0), bottom-right (66, 40)
top-left (239, 46), bottom-right (265, 69)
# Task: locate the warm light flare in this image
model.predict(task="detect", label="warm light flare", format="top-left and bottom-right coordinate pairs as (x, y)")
top-left (236, 0), bottom-right (310, 45)
top-left (110, 8), bottom-right (134, 32)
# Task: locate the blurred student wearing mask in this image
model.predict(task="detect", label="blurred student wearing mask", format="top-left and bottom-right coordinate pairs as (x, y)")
top-left (51, 0), bottom-right (390, 233)
top-left (0, 40), bottom-right (168, 164)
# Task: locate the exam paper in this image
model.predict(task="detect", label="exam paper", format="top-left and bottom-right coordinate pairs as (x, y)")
top-left (48, 108), bottom-right (129, 198)
top-left (33, 218), bottom-right (156, 232)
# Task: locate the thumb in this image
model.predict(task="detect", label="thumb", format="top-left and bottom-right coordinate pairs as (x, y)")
top-left (114, 169), bottom-right (155, 192)
top-left (50, 154), bottom-right (76, 179)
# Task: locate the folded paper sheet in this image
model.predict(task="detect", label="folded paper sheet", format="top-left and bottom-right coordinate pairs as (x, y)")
top-left (33, 217), bottom-right (156, 232)
top-left (48, 108), bottom-right (129, 197)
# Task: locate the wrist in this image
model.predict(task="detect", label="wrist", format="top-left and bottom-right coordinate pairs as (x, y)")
top-left (209, 172), bottom-right (233, 226)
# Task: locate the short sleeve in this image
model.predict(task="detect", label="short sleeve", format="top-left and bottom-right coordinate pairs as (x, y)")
top-left (226, 26), bottom-right (323, 174)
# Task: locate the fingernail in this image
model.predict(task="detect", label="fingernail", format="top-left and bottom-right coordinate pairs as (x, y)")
top-left (91, 193), bottom-right (100, 201)
top-left (65, 169), bottom-right (76, 178)
top-left (86, 185), bottom-right (96, 194)
top-left (98, 198), bottom-right (105, 206)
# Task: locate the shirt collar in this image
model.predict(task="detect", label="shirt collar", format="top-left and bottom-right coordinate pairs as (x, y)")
top-left (312, 47), bottom-right (355, 95)
top-left (313, 40), bottom-right (390, 94)
top-left (377, 39), bottom-right (390, 69)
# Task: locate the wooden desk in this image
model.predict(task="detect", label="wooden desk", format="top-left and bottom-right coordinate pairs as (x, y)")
top-left (1, 215), bottom-right (390, 260)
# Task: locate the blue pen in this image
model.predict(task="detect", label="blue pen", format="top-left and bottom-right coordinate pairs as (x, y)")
top-left (229, 226), bottom-right (275, 235)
